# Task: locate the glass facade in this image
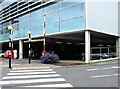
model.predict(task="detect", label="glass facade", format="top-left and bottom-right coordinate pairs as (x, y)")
top-left (0, 0), bottom-right (85, 41)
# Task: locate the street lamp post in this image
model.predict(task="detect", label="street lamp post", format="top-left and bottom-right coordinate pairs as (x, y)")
top-left (28, 31), bottom-right (32, 64)
top-left (8, 25), bottom-right (13, 69)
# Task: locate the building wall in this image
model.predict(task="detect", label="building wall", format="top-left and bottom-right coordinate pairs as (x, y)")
top-left (0, 0), bottom-right (85, 42)
top-left (119, 1), bottom-right (120, 36)
top-left (86, 0), bottom-right (119, 36)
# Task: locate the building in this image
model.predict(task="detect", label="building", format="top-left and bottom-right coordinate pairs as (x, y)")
top-left (0, 0), bottom-right (120, 63)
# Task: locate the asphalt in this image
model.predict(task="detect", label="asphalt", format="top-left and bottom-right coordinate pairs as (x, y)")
top-left (0, 58), bottom-right (119, 88)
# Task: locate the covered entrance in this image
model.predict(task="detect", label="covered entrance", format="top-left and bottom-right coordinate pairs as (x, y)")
top-left (21, 30), bottom-right (117, 63)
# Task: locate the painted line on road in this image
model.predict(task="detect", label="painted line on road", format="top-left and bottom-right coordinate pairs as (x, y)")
top-left (10, 69), bottom-right (53, 72)
top-left (0, 64), bottom-right (20, 67)
top-left (87, 66), bottom-right (120, 71)
top-left (2, 74), bottom-right (60, 79)
top-left (92, 74), bottom-right (120, 78)
top-left (0, 78), bottom-right (65, 85)
top-left (12, 66), bottom-right (50, 70)
top-left (21, 83), bottom-right (73, 87)
top-left (7, 71), bottom-right (56, 76)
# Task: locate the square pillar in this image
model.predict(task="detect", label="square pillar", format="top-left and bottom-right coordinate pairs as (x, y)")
top-left (116, 37), bottom-right (120, 58)
top-left (118, 37), bottom-right (120, 59)
top-left (19, 40), bottom-right (23, 59)
top-left (85, 30), bottom-right (91, 63)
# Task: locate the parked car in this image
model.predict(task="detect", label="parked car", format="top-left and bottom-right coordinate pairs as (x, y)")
top-left (105, 52), bottom-right (117, 58)
top-left (81, 53), bottom-right (109, 60)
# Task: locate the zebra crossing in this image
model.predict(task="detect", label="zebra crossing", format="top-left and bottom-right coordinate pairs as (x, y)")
top-left (0, 67), bottom-right (73, 88)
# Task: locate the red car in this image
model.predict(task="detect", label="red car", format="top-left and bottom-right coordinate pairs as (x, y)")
top-left (4, 50), bottom-right (14, 59)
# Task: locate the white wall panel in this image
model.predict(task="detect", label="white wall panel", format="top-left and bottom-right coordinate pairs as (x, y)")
top-left (86, 0), bottom-right (119, 36)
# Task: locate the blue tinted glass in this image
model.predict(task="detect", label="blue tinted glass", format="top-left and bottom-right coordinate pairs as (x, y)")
top-left (62, 3), bottom-right (84, 20)
top-left (46, 11), bottom-right (60, 23)
top-left (31, 15), bottom-right (43, 27)
top-left (0, 24), bottom-right (2, 34)
top-left (24, 28), bottom-right (30, 37)
top-left (3, 27), bottom-right (8, 34)
top-left (1, 2), bottom-right (10, 9)
top-left (31, 9), bottom-right (43, 17)
top-left (0, 24), bottom-right (2, 29)
top-left (13, 30), bottom-right (18, 39)
top-left (19, 20), bottom-right (30, 30)
top-left (20, 13), bottom-right (30, 21)
top-left (0, 4), bottom-right (2, 10)
top-left (17, 29), bottom-right (25, 38)
top-left (31, 26), bottom-right (43, 36)
top-left (61, 16), bottom-right (85, 32)
top-left (45, 3), bottom-right (60, 14)
top-left (61, 0), bottom-right (78, 8)
top-left (1, 0), bottom-right (17, 9)
top-left (0, 33), bottom-right (9, 41)
top-left (61, 0), bottom-right (84, 8)
top-left (46, 22), bottom-right (60, 34)
top-left (3, 22), bottom-right (9, 28)
top-left (13, 23), bottom-right (19, 31)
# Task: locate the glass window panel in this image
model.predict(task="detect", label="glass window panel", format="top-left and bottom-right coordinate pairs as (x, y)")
top-left (46, 22), bottom-right (60, 34)
top-left (19, 13), bottom-right (30, 21)
top-left (1, 33), bottom-right (9, 41)
top-left (31, 26), bottom-right (43, 36)
top-left (19, 20), bottom-right (30, 30)
top-left (61, 0), bottom-right (79, 8)
top-left (17, 29), bottom-right (25, 38)
top-left (0, 29), bottom-right (2, 34)
top-left (46, 11), bottom-right (60, 23)
top-left (0, 4), bottom-right (2, 10)
top-left (0, 24), bottom-right (2, 29)
top-left (13, 23), bottom-right (19, 31)
top-left (61, 16), bottom-right (85, 32)
top-left (13, 30), bottom-right (18, 39)
top-left (31, 15), bottom-right (43, 27)
top-left (44, 3), bottom-right (60, 14)
top-left (24, 28), bottom-right (30, 37)
top-left (31, 9), bottom-right (43, 18)
top-left (62, 3), bottom-right (84, 20)
top-left (3, 22), bottom-right (9, 28)
top-left (3, 27), bottom-right (8, 34)
top-left (1, 1), bottom-right (10, 9)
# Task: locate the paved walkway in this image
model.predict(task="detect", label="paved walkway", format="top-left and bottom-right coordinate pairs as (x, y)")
top-left (0, 58), bottom-right (85, 69)
top-left (0, 57), bottom-right (118, 70)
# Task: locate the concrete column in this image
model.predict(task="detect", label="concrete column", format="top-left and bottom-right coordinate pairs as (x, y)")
top-left (85, 30), bottom-right (91, 63)
top-left (19, 40), bottom-right (23, 59)
top-left (116, 38), bottom-right (119, 57)
top-left (117, 37), bottom-right (120, 58)
top-left (118, 37), bottom-right (120, 59)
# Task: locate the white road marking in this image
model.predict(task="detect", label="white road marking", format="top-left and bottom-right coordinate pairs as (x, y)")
top-left (1, 68), bottom-right (73, 87)
top-left (0, 78), bottom-right (65, 85)
top-left (92, 74), bottom-right (120, 78)
top-left (0, 64), bottom-right (20, 67)
top-left (7, 71), bottom-right (56, 75)
top-left (0, 62), bottom-right (2, 64)
top-left (2, 74), bottom-right (60, 79)
top-left (111, 66), bottom-right (120, 69)
top-left (22, 83), bottom-right (73, 87)
top-left (10, 69), bottom-right (53, 72)
top-left (87, 66), bottom-right (120, 71)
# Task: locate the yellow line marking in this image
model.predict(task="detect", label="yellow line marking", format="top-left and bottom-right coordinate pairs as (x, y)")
top-left (12, 66), bottom-right (49, 70)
